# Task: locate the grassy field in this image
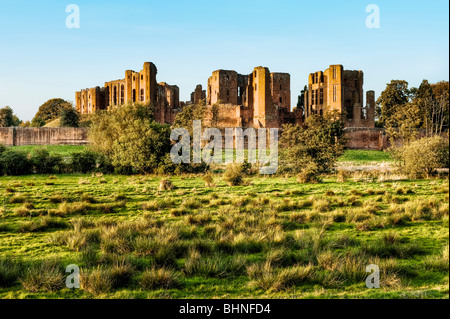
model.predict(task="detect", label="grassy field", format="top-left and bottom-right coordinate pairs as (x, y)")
top-left (0, 172), bottom-right (448, 299)
top-left (338, 150), bottom-right (393, 164)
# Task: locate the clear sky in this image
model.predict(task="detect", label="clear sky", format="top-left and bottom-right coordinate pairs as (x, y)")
top-left (0, 0), bottom-right (448, 122)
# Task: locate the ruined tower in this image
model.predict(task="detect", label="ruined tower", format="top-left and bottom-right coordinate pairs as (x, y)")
top-left (304, 64), bottom-right (375, 128)
top-left (75, 62), bottom-right (180, 124)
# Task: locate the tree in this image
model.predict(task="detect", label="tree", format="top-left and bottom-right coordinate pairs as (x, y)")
top-left (60, 107), bottom-right (80, 127)
top-left (418, 80), bottom-right (449, 137)
top-left (384, 102), bottom-right (422, 144)
top-left (89, 103), bottom-right (172, 174)
top-left (32, 98), bottom-right (72, 127)
top-left (0, 106), bottom-right (14, 127)
top-left (173, 100), bottom-right (207, 135)
top-left (376, 80), bottom-right (411, 126)
top-left (279, 111), bottom-right (346, 174)
top-left (296, 85), bottom-right (307, 115)
top-left (379, 79), bottom-right (449, 143)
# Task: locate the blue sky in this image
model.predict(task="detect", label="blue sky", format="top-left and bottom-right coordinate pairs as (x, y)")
top-left (0, 0), bottom-right (448, 121)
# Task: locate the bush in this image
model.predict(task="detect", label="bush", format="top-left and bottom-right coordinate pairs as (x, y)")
top-left (31, 148), bottom-right (62, 174)
top-left (279, 112), bottom-right (346, 174)
top-left (70, 150), bottom-right (98, 173)
top-left (0, 150), bottom-right (32, 175)
top-left (393, 135), bottom-right (449, 178)
top-left (89, 103), bottom-right (172, 174)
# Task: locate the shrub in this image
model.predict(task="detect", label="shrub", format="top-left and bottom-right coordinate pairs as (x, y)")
top-left (0, 150), bottom-right (32, 175)
top-left (89, 103), bottom-right (172, 174)
top-left (223, 164), bottom-right (245, 186)
top-left (279, 112), bottom-right (346, 174)
top-left (31, 148), bottom-right (62, 174)
top-left (392, 135), bottom-right (449, 178)
top-left (70, 150), bottom-right (98, 173)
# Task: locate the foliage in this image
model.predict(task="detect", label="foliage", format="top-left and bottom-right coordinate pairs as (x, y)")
top-left (378, 80), bottom-right (449, 143)
top-left (279, 112), bottom-right (346, 174)
top-left (31, 148), bottom-right (63, 174)
top-left (60, 107), bottom-right (80, 127)
top-left (376, 80), bottom-right (411, 126)
top-left (392, 135), bottom-right (449, 178)
top-left (172, 100), bottom-right (207, 135)
top-left (0, 106), bottom-right (21, 127)
top-left (0, 150), bottom-right (32, 175)
top-left (89, 103), bottom-right (172, 174)
top-left (32, 98), bottom-right (73, 127)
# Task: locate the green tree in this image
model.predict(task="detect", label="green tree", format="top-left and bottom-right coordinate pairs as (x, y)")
top-left (89, 103), bottom-right (172, 174)
top-left (279, 111), bottom-right (346, 174)
top-left (376, 80), bottom-right (411, 126)
top-left (173, 100), bottom-right (207, 135)
top-left (32, 98), bottom-right (72, 127)
top-left (0, 106), bottom-right (14, 127)
top-left (297, 85), bottom-right (307, 114)
top-left (60, 107), bottom-right (80, 127)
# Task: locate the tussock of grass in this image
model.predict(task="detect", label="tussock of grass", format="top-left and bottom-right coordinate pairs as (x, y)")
top-left (140, 267), bottom-right (181, 290)
top-left (20, 259), bottom-right (64, 293)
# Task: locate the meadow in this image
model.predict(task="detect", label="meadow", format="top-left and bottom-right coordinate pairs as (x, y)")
top-left (0, 167), bottom-right (448, 299)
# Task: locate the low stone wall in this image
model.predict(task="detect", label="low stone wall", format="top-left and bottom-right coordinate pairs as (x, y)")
top-left (0, 127), bottom-right (89, 146)
top-left (0, 126), bottom-right (391, 150)
top-left (344, 127), bottom-right (388, 151)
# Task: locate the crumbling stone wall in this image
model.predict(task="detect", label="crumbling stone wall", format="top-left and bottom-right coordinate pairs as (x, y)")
top-left (203, 66), bottom-right (301, 129)
top-left (190, 85), bottom-right (206, 104)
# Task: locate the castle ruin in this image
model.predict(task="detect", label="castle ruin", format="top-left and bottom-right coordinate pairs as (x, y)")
top-left (304, 65), bottom-right (375, 128)
top-left (75, 62), bottom-right (375, 130)
top-left (75, 62), bottom-right (181, 124)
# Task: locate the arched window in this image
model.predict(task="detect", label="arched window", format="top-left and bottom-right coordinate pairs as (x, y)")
top-left (120, 85), bottom-right (124, 104)
top-left (113, 86), bottom-right (117, 105)
top-left (140, 89), bottom-right (144, 101)
top-left (132, 89), bottom-right (136, 102)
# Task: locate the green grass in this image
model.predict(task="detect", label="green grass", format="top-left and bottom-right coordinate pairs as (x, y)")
top-left (338, 150), bottom-right (393, 164)
top-left (0, 173), bottom-right (448, 299)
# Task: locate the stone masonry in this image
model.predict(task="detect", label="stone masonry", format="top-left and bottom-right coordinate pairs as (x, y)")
top-left (75, 62), bottom-right (181, 124)
top-left (304, 64), bottom-right (375, 128)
